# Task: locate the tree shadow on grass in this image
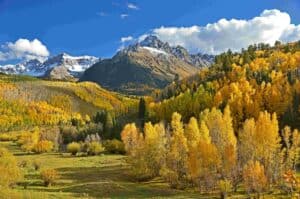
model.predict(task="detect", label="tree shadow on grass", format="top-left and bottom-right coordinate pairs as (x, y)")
top-left (26, 165), bottom-right (197, 198)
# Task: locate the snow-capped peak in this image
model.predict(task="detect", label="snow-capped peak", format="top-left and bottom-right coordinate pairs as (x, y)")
top-left (141, 46), bottom-right (169, 56)
top-left (0, 53), bottom-right (100, 78)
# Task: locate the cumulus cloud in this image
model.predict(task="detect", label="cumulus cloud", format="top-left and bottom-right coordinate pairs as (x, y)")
top-left (121, 36), bottom-right (134, 43)
top-left (120, 14), bottom-right (129, 19)
top-left (127, 3), bottom-right (139, 10)
top-left (0, 38), bottom-right (49, 61)
top-left (145, 9), bottom-right (300, 54)
top-left (97, 11), bottom-right (107, 17)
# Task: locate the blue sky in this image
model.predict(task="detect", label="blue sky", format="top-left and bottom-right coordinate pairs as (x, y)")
top-left (0, 0), bottom-right (300, 63)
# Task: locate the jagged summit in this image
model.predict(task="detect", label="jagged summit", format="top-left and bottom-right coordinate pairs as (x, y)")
top-left (80, 35), bottom-right (214, 95)
top-left (119, 35), bottom-right (213, 67)
top-left (0, 53), bottom-right (100, 79)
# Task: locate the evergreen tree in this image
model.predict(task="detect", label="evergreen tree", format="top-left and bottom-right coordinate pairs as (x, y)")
top-left (138, 97), bottom-right (147, 127)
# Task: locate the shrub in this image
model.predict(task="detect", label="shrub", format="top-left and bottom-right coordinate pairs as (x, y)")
top-left (18, 160), bottom-right (28, 168)
top-left (18, 130), bottom-right (40, 153)
top-left (86, 142), bottom-right (105, 156)
top-left (243, 161), bottom-right (268, 195)
top-left (40, 169), bottom-right (60, 187)
top-left (282, 170), bottom-right (298, 195)
top-left (0, 133), bottom-right (16, 141)
top-left (67, 142), bottom-right (81, 155)
top-left (32, 160), bottom-right (42, 171)
top-left (0, 147), bottom-right (23, 187)
top-left (39, 127), bottom-right (60, 150)
top-left (33, 140), bottom-right (54, 153)
top-left (60, 126), bottom-right (78, 144)
top-left (103, 139), bottom-right (125, 154)
top-left (77, 123), bottom-right (103, 141)
top-left (218, 179), bottom-right (232, 199)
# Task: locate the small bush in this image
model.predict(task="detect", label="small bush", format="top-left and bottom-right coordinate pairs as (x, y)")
top-left (18, 160), bottom-right (28, 168)
top-left (86, 142), bottom-right (105, 156)
top-left (67, 142), bottom-right (81, 155)
top-left (33, 140), bottom-right (54, 153)
top-left (0, 133), bottom-right (16, 141)
top-left (0, 147), bottom-right (23, 187)
top-left (219, 179), bottom-right (232, 199)
top-left (103, 139), bottom-right (125, 154)
top-left (60, 126), bottom-right (78, 144)
top-left (32, 160), bottom-right (42, 171)
top-left (18, 130), bottom-right (40, 153)
top-left (40, 169), bottom-right (60, 187)
top-left (243, 161), bottom-right (268, 195)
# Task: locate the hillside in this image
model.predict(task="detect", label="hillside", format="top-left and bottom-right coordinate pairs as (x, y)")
top-left (80, 36), bottom-right (213, 95)
top-left (0, 74), bottom-right (137, 131)
top-left (149, 41), bottom-right (300, 129)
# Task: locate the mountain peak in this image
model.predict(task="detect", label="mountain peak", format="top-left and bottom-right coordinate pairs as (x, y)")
top-left (0, 53), bottom-right (100, 79)
top-left (140, 35), bottom-right (164, 48)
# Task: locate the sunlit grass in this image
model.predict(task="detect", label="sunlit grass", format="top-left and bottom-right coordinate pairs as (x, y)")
top-left (0, 141), bottom-right (299, 199)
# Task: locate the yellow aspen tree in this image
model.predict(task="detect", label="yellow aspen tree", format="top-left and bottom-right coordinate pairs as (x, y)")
top-left (200, 106), bottom-right (237, 182)
top-left (0, 148), bottom-right (23, 188)
top-left (162, 112), bottom-right (189, 188)
top-left (239, 118), bottom-right (257, 166)
top-left (201, 106), bottom-right (236, 152)
top-left (255, 111), bottom-right (281, 183)
top-left (240, 111), bottom-right (282, 184)
top-left (199, 121), bottom-right (211, 143)
top-left (222, 106), bottom-right (237, 148)
top-left (121, 123), bottom-right (139, 155)
top-left (187, 118), bottom-right (212, 187)
top-left (121, 123), bottom-right (148, 179)
top-left (243, 160), bottom-right (268, 197)
top-left (185, 117), bottom-right (200, 148)
top-left (282, 127), bottom-right (300, 171)
top-left (192, 140), bottom-right (221, 191)
top-left (143, 122), bottom-right (167, 177)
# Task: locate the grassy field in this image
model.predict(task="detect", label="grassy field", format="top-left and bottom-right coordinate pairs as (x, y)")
top-left (0, 141), bottom-right (298, 199)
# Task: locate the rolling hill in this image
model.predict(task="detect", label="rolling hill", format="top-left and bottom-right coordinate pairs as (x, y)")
top-left (0, 74), bottom-right (137, 131)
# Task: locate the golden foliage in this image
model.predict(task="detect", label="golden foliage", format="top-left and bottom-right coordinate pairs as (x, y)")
top-left (40, 169), bottom-right (60, 187)
top-left (67, 142), bottom-right (81, 156)
top-left (243, 160), bottom-right (268, 194)
top-left (0, 147), bottom-right (23, 188)
top-left (33, 140), bottom-right (54, 153)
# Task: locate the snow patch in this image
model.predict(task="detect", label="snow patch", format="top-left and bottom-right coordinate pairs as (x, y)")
top-left (141, 46), bottom-right (169, 56)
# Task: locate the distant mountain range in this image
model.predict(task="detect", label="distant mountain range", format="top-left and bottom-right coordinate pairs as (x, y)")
top-left (80, 35), bottom-right (214, 94)
top-left (0, 35), bottom-right (214, 94)
top-left (0, 53), bottom-right (100, 80)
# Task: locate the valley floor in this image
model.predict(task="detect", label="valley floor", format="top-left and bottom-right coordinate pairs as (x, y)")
top-left (0, 141), bottom-right (298, 199)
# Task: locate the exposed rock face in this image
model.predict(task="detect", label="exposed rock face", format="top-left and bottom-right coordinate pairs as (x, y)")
top-left (44, 65), bottom-right (75, 81)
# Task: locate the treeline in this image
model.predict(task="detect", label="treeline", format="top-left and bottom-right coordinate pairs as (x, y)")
top-left (149, 41), bottom-right (300, 131)
top-left (121, 108), bottom-right (299, 196)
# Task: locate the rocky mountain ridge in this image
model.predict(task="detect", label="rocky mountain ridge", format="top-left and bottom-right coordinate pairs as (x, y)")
top-left (0, 53), bottom-right (100, 80)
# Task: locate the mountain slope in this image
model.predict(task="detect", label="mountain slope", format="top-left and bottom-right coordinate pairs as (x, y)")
top-left (0, 74), bottom-right (137, 131)
top-left (0, 53), bottom-right (100, 80)
top-left (80, 36), bottom-right (213, 95)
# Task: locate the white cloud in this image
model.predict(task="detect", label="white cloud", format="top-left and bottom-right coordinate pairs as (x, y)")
top-left (121, 36), bottom-right (134, 43)
top-left (0, 52), bottom-right (8, 61)
top-left (0, 38), bottom-right (49, 61)
top-left (127, 3), bottom-right (139, 10)
top-left (97, 12), bottom-right (107, 17)
top-left (143, 9), bottom-right (300, 54)
top-left (120, 14), bottom-right (129, 19)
